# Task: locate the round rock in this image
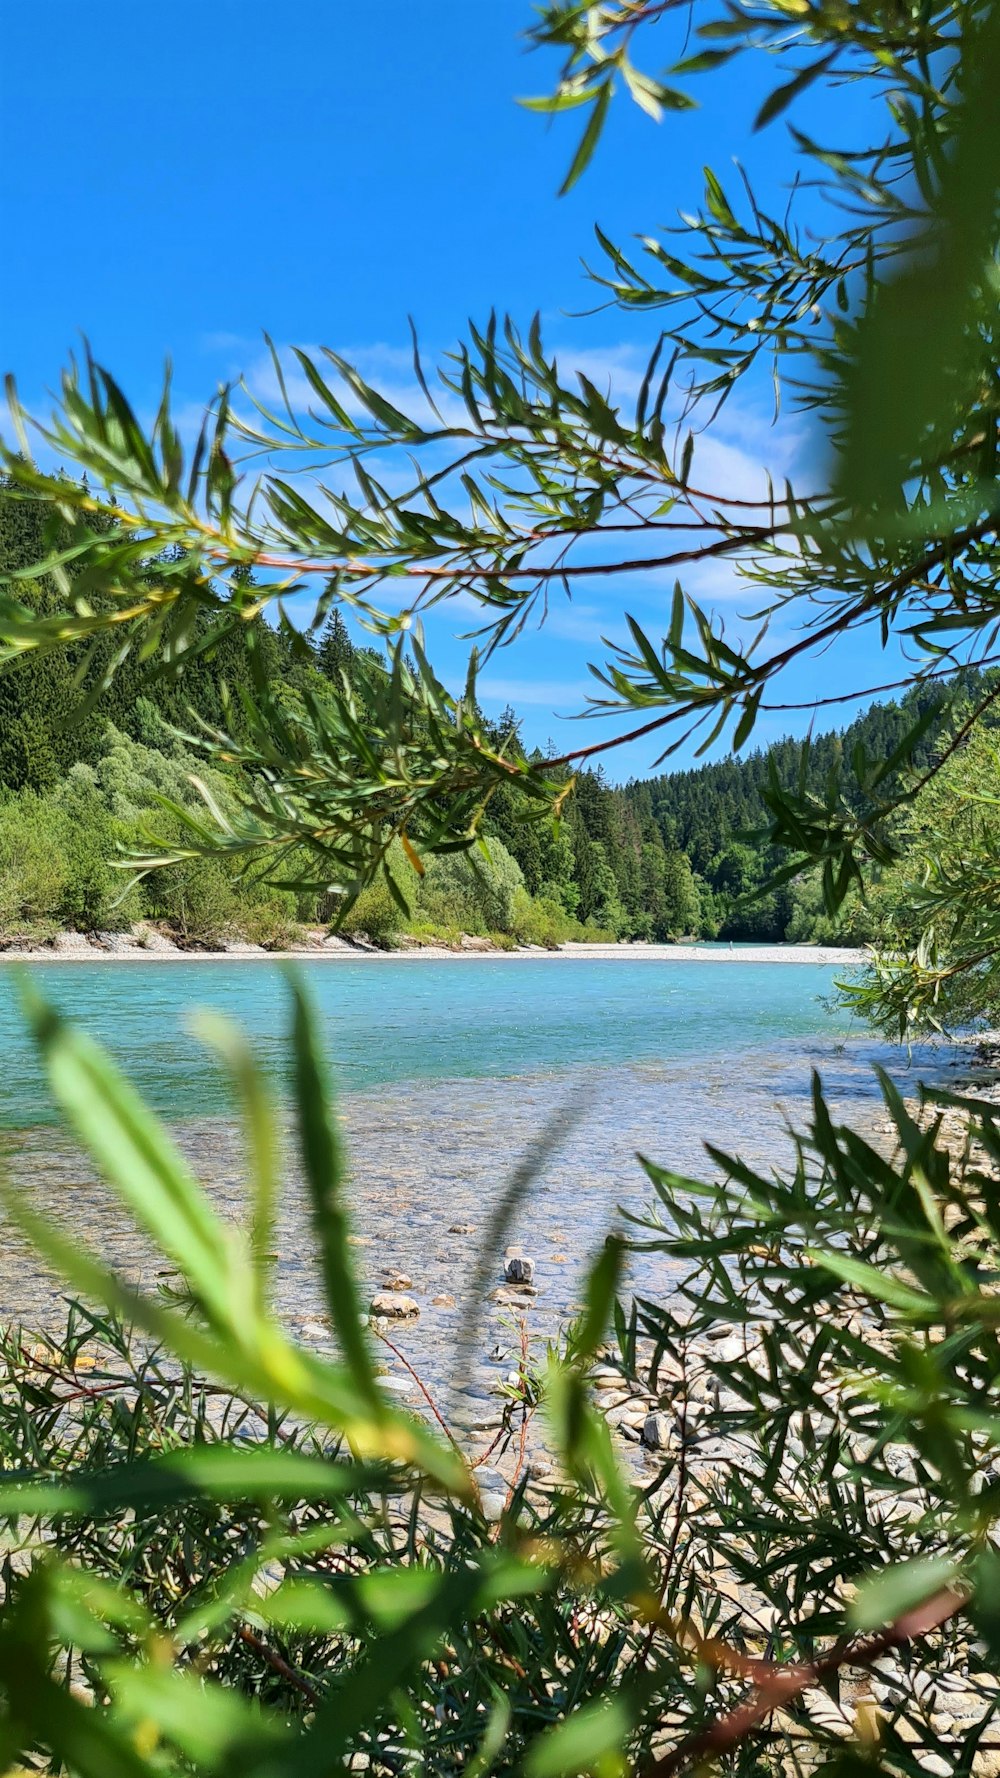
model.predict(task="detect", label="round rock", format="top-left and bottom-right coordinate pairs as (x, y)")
top-left (370, 1292), bottom-right (420, 1319)
top-left (381, 1375), bottom-right (415, 1395)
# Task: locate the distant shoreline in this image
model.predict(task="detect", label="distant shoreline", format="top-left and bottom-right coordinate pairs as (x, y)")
top-left (0, 936), bottom-right (867, 966)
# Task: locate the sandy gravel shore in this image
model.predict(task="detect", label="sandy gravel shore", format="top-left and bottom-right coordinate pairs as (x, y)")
top-left (557, 942), bottom-right (865, 964)
top-left (0, 933), bottom-right (867, 964)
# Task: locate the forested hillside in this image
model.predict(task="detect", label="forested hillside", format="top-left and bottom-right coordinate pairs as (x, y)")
top-left (0, 481), bottom-right (978, 947)
top-left (620, 678), bottom-right (980, 943)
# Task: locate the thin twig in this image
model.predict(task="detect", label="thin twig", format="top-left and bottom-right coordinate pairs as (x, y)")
top-left (497, 1318), bottom-right (535, 1532)
top-left (760, 649), bottom-right (1000, 712)
top-left (373, 1331), bottom-right (464, 1456)
top-left (543, 511), bottom-right (1000, 770)
top-left (235, 1624), bottom-right (321, 1706)
top-left (646, 1584), bottom-right (967, 1778)
top-left (235, 518), bottom-right (793, 584)
top-left (635, 1353), bottom-right (690, 1674)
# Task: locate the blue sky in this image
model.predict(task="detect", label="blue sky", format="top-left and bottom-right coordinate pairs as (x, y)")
top-left (2, 2), bottom-right (898, 779)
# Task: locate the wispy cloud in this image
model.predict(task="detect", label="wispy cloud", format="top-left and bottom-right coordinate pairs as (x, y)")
top-left (477, 675), bottom-right (594, 709)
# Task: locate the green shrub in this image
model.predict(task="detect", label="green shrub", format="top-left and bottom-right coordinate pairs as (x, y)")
top-left (237, 892), bottom-right (302, 950)
top-left (51, 768), bottom-right (136, 931)
top-left (144, 854), bottom-right (240, 945)
top-left (416, 840), bottom-right (524, 935)
top-left (510, 888), bottom-right (610, 947)
top-left (511, 886), bottom-right (570, 947)
top-left (335, 874), bottom-right (401, 943)
top-left (1, 982), bottom-right (998, 1777)
top-left (0, 790), bottom-right (67, 928)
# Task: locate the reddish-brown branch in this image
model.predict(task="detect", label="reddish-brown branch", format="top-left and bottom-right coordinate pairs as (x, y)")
top-left (543, 511), bottom-right (1000, 771)
top-left (636, 1358), bottom-right (690, 1675)
top-left (498, 1317), bottom-right (534, 1530)
top-left (231, 518), bottom-right (791, 585)
top-left (374, 1331), bottom-right (463, 1456)
top-left (760, 649), bottom-right (1000, 712)
top-left (235, 1624), bottom-right (321, 1705)
top-left (469, 1427), bottom-right (508, 1471)
top-left (646, 1585), bottom-right (967, 1778)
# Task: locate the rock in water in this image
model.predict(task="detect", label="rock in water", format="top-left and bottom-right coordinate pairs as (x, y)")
top-left (505, 1255), bottom-right (535, 1285)
top-left (370, 1292), bottom-right (420, 1319)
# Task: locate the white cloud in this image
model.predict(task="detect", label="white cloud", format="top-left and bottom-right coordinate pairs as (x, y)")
top-left (540, 601), bottom-right (623, 645)
top-left (236, 333), bottom-right (805, 485)
top-left (477, 676), bottom-right (594, 708)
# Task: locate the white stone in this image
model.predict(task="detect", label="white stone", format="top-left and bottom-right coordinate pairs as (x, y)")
top-left (381, 1376), bottom-right (414, 1395)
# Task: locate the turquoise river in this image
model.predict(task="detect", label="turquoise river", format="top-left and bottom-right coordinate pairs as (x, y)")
top-left (0, 953), bottom-right (973, 1401)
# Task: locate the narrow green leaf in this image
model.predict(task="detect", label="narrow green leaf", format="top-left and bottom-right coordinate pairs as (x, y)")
top-left (288, 975), bottom-right (381, 1408)
top-left (804, 1247), bottom-right (939, 1315)
top-left (190, 1011), bottom-right (279, 1311)
top-left (559, 81), bottom-right (612, 197)
top-left (754, 52), bottom-right (838, 130)
top-left (19, 979), bottom-right (241, 1329)
top-left (850, 1556), bottom-right (960, 1631)
top-left (0, 1445), bottom-right (378, 1520)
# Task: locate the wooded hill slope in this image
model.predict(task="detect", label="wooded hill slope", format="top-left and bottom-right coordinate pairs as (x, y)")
top-left (0, 483), bottom-right (978, 947)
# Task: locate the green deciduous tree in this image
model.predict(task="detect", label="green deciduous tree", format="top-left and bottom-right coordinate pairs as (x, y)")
top-left (847, 715), bottom-right (1000, 1032)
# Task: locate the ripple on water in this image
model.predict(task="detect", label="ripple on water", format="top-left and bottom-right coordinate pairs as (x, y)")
top-left (0, 1034), bottom-right (962, 1404)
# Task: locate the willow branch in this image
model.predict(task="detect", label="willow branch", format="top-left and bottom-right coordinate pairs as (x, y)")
top-left (647, 1584), bottom-right (967, 1778)
top-left (544, 512), bottom-right (1000, 770)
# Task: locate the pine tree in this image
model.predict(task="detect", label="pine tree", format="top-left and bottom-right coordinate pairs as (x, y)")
top-left (316, 607), bottom-right (354, 684)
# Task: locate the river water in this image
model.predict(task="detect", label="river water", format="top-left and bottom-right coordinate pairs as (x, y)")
top-left (0, 955), bottom-right (967, 1405)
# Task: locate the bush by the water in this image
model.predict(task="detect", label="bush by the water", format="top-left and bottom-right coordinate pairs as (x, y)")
top-left (0, 723), bottom-right (303, 947)
top-left (0, 980), bottom-right (997, 1776)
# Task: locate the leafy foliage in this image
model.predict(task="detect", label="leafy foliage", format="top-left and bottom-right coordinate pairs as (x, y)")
top-left (845, 714), bottom-right (1000, 1034)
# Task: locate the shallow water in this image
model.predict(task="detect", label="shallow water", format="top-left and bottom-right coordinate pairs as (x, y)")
top-left (0, 956), bottom-right (968, 1404)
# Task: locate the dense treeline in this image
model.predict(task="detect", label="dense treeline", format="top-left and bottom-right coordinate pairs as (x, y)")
top-left (490, 678), bottom-right (984, 944)
top-left (620, 679), bottom-right (977, 942)
top-left (0, 483), bottom-right (977, 947)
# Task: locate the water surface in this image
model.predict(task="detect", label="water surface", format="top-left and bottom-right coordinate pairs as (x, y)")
top-left (0, 954), bottom-right (862, 1126)
top-left (0, 956), bottom-right (965, 1401)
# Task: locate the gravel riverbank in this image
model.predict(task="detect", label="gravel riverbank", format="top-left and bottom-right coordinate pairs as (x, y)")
top-left (0, 928), bottom-right (867, 965)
